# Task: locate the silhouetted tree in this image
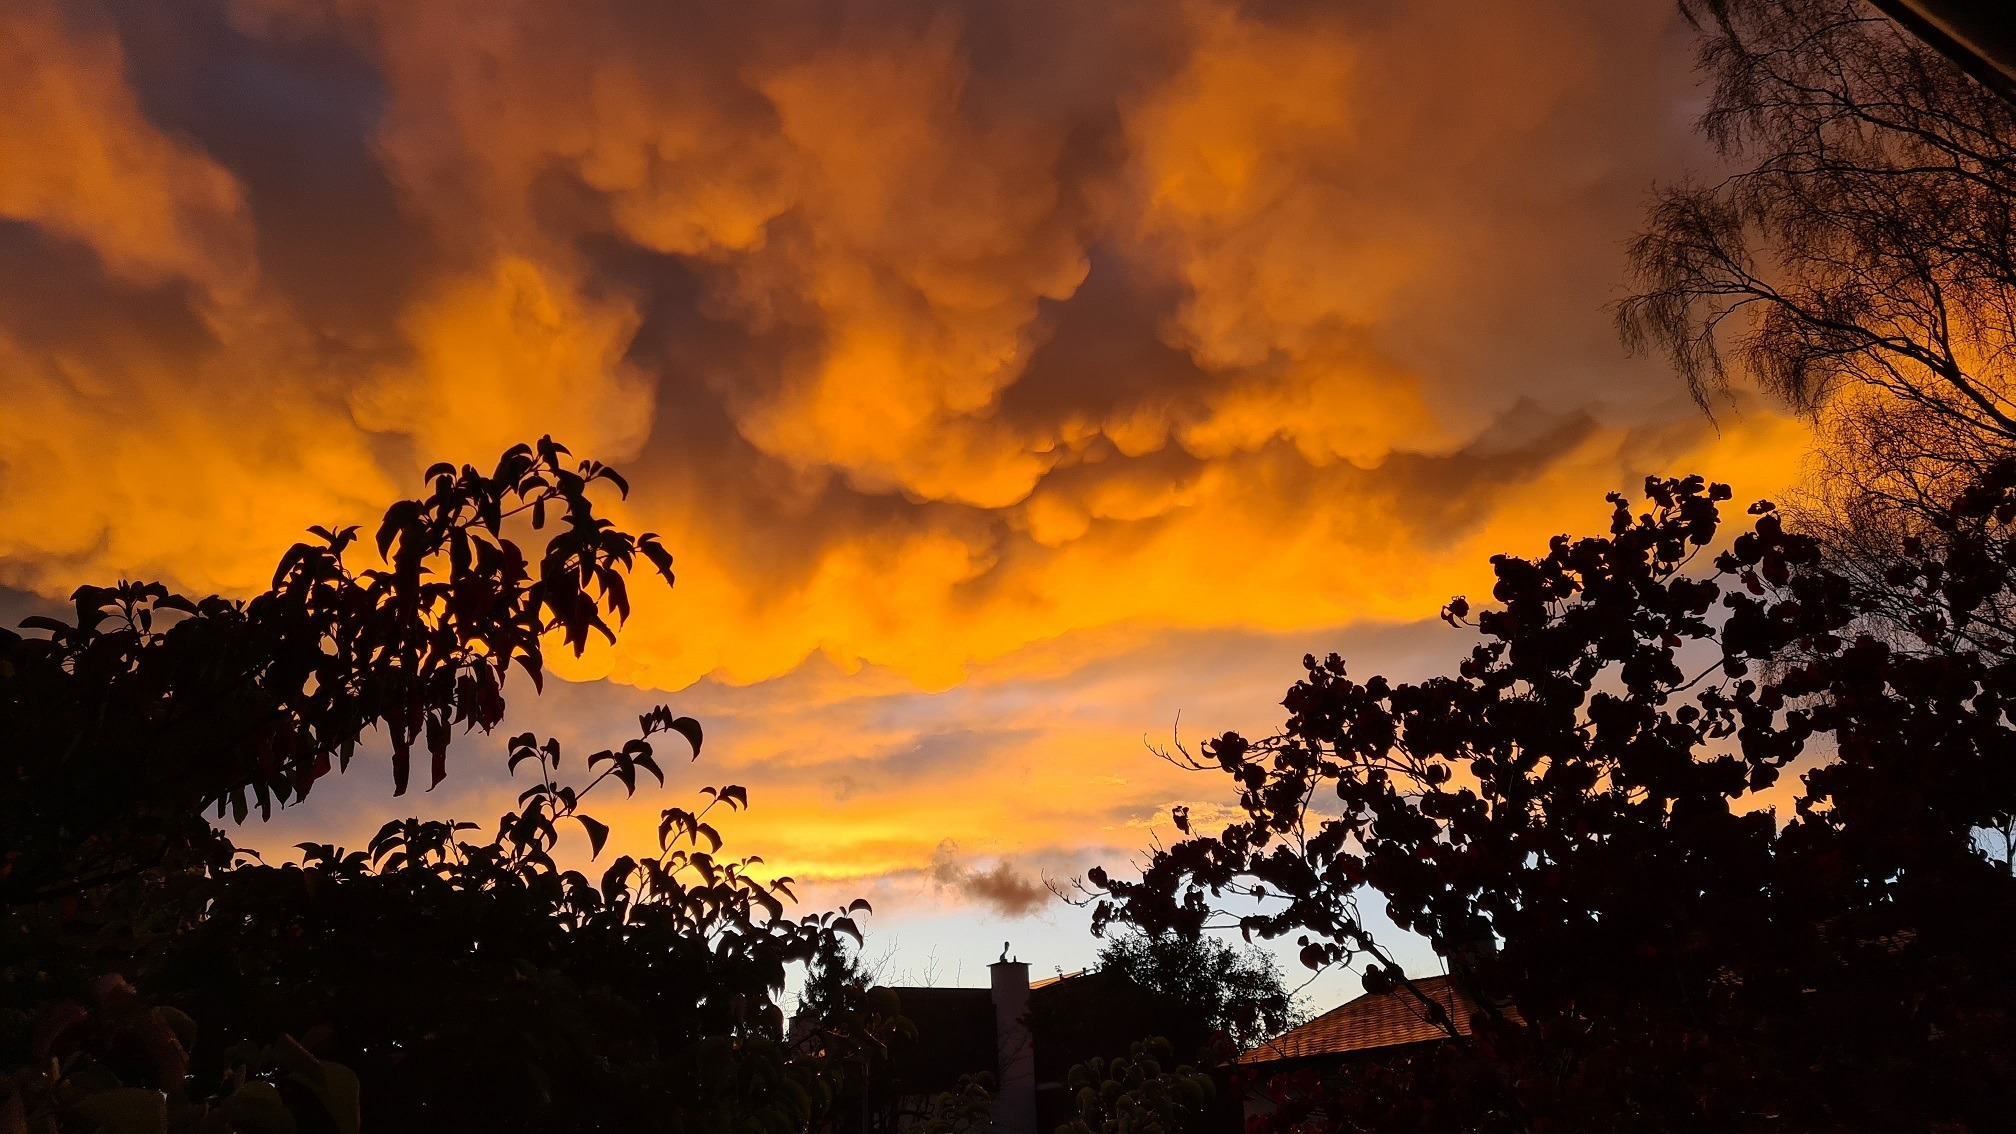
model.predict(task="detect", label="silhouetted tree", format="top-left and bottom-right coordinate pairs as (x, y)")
top-left (1091, 473), bottom-right (2016, 1132)
top-left (790, 944), bottom-right (916, 1134)
top-left (1090, 931), bottom-right (1294, 1052)
top-left (1020, 931), bottom-right (1287, 1134)
top-left (2, 438), bottom-right (673, 912)
top-left (0, 441), bottom-right (880, 1133)
top-left (1622, 0), bottom-right (2016, 531)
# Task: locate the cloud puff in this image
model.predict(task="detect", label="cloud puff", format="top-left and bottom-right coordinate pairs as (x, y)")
top-left (930, 840), bottom-right (1052, 919)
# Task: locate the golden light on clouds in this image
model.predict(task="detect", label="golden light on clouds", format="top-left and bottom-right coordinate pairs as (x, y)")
top-left (3, 0), bottom-right (248, 290)
top-left (1, 0), bottom-right (1811, 915)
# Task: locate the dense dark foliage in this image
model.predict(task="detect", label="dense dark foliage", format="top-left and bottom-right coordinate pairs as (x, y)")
top-left (1019, 934), bottom-right (1286, 1134)
top-left (1055, 1038), bottom-right (1214, 1134)
top-left (1086, 932), bottom-right (1293, 1054)
top-left (1092, 472), bottom-right (2016, 1132)
top-left (1, 441), bottom-right (879, 1133)
top-left (786, 947), bottom-right (920, 1134)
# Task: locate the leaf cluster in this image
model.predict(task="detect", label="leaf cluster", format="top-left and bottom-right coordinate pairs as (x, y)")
top-left (2, 974), bottom-right (358, 1134)
top-left (1088, 931), bottom-right (1295, 1053)
top-left (1055, 1038), bottom-right (1214, 1134)
top-left (0, 441), bottom-right (876, 1133)
top-left (0, 438), bottom-right (670, 913)
top-left (1091, 473), bottom-right (2016, 1131)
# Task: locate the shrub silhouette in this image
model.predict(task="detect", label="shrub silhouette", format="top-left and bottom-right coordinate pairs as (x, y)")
top-left (1092, 472), bottom-right (2016, 1132)
top-left (0, 440), bottom-right (880, 1133)
top-left (1057, 1037), bottom-right (1213, 1134)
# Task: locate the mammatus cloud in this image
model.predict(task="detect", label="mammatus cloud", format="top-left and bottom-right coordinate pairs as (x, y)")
top-left (1, 0), bottom-right (1810, 911)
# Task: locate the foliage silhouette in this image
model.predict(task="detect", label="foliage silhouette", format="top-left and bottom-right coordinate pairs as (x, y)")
top-left (1055, 1038), bottom-right (1214, 1134)
top-left (1090, 472), bottom-right (2016, 1132)
top-left (918, 1072), bottom-right (997, 1134)
top-left (1, 438), bottom-right (670, 911)
top-left (1076, 931), bottom-right (1293, 1056)
top-left (2, 974), bottom-right (361, 1134)
top-left (1622, 0), bottom-right (2016, 530)
top-left (0, 440), bottom-right (883, 1133)
top-left (786, 945), bottom-right (918, 1134)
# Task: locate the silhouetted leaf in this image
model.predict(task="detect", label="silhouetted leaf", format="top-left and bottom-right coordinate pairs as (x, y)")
top-left (669, 716), bottom-right (703, 757)
top-left (575, 815), bottom-right (610, 859)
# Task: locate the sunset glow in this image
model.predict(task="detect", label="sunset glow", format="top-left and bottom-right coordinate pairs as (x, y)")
top-left (1, 0), bottom-right (1813, 966)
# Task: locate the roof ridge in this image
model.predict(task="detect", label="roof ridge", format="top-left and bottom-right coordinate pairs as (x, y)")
top-left (1239, 972), bottom-right (1474, 1065)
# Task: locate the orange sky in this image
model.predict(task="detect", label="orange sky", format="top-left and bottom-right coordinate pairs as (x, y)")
top-left (1, 0), bottom-right (1812, 982)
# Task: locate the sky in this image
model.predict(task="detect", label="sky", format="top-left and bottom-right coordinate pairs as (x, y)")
top-left (1, 0), bottom-right (1813, 1004)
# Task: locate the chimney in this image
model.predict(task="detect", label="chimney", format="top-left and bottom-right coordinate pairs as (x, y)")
top-left (990, 947), bottom-right (1036, 1134)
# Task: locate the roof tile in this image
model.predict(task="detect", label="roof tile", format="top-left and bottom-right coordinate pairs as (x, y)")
top-left (1240, 975), bottom-right (1516, 1064)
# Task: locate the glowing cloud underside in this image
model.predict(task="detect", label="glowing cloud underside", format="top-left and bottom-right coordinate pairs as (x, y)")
top-left (0, 0), bottom-right (1809, 903)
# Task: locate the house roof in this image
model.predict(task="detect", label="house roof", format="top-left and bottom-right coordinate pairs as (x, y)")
top-left (884, 987), bottom-right (997, 1093)
top-left (1240, 974), bottom-right (1512, 1065)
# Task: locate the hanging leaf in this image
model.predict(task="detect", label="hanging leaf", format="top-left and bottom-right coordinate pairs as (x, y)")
top-left (575, 814), bottom-right (611, 859)
top-left (668, 716), bottom-right (703, 758)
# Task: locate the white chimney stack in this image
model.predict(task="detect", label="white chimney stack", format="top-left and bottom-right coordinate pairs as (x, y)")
top-left (990, 948), bottom-right (1036, 1134)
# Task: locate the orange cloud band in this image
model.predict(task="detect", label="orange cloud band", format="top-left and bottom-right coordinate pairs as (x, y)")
top-left (1, 0), bottom-right (1810, 910)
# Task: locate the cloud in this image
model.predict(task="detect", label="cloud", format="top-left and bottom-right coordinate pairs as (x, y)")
top-left (349, 255), bottom-right (654, 465)
top-left (0, 0), bottom-right (251, 291)
top-left (930, 840), bottom-right (1052, 919)
top-left (0, 0), bottom-right (1814, 910)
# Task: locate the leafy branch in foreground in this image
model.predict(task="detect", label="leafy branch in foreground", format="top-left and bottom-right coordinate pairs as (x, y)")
top-left (1, 440), bottom-right (888, 1133)
top-left (1, 437), bottom-right (672, 912)
top-left (1089, 472), bottom-right (2016, 1132)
